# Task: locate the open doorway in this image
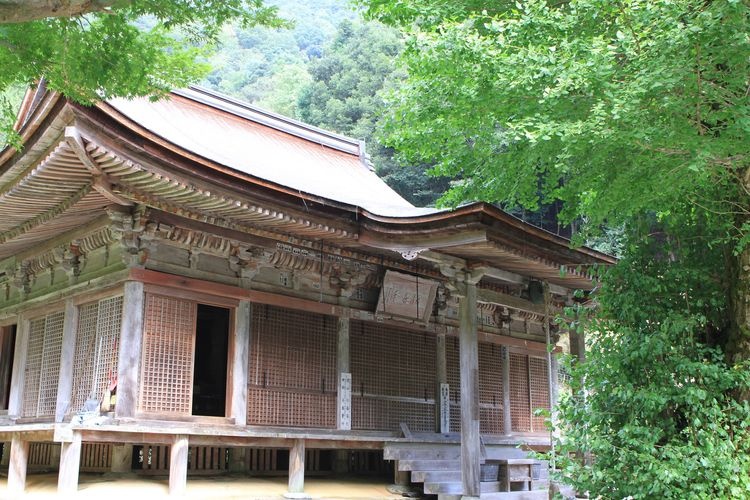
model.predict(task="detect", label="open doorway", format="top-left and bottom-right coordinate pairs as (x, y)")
top-left (192, 305), bottom-right (230, 416)
top-left (0, 325), bottom-right (15, 411)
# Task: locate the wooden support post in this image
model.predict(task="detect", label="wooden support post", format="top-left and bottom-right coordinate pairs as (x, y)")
top-left (111, 444), bottom-right (133, 473)
top-left (502, 346), bottom-right (512, 435)
top-left (228, 447), bottom-right (247, 472)
top-left (56, 299), bottom-right (78, 422)
top-left (569, 329), bottom-right (586, 363)
top-left (7, 434), bottom-right (29, 495)
top-left (436, 333), bottom-right (449, 433)
top-left (169, 435), bottom-right (189, 496)
top-left (336, 316), bottom-right (351, 431)
top-left (459, 278), bottom-right (480, 499)
top-left (7, 316), bottom-right (29, 418)
top-left (0, 441), bottom-right (9, 467)
top-left (58, 432), bottom-right (82, 494)
top-left (231, 300), bottom-right (251, 425)
top-left (285, 438), bottom-right (306, 498)
top-left (116, 281), bottom-right (145, 419)
top-left (333, 449), bottom-right (349, 474)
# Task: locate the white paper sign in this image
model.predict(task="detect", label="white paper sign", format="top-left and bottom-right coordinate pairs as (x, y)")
top-left (338, 372), bottom-right (352, 430)
top-left (440, 383), bottom-right (450, 434)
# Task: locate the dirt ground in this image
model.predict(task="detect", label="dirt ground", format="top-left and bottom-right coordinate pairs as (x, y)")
top-left (0, 473), bottom-right (409, 499)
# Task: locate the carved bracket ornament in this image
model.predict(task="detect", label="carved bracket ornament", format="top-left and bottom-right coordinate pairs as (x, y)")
top-left (108, 205), bottom-right (149, 268)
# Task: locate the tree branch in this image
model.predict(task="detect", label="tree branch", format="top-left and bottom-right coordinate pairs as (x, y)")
top-left (0, 0), bottom-right (123, 24)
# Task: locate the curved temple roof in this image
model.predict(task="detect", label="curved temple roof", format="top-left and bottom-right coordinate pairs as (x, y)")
top-left (108, 87), bottom-right (436, 218)
top-left (0, 85), bottom-right (614, 291)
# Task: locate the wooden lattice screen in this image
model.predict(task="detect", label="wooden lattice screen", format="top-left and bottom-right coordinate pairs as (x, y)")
top-left (70, 296), bottom-right (123, 415)
top-left (447, 338), bottom-right (550, 434)
top-left (138, 294), bottom-right (197, 415)
top-left (247, 304), bottom-right (336, 428)
top-left (509, 352), bottom-right (531, 432)
top-left (446, 338), bottom-right (505, 434)
top-left (350, 321), bottom-right (436, 432)
top-left (22, 311), bottom-right (65, 418)
top-left (529, 356), bottom-right (550, 432)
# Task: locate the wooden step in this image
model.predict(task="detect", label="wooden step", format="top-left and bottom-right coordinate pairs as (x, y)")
top-left (480, 491), bottom-right (548, 499)
top-left (397, 459), bottom-right (461, 471)
top-left (411, 470), bottom-right (461, 483)
top-left (384, 443), bottom-right (461, 460)
top-left (424, 480), bottom-right (503, 495)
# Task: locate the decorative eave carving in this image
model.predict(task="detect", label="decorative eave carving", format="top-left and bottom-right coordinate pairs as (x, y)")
top-left (108, 205), bottom-right (149, 268)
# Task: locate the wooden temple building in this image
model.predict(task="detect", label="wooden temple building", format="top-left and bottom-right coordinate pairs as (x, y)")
top-left (0, 84), bottom-right (613, 498)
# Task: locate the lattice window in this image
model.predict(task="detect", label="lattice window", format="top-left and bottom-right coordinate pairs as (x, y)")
top-left (529, 356), bottom-right (550, 432)
top-left (510, 352), bottom-right (531, 432)
top-left (446, 335), bottom-right (461, 433)
top-left (247, 305), bottom-right (336, 428)
top-left (70, 296), bottom-right (123, 415)
top-left (350, 320), bottom-right (436, 432)
top-left (139, 294), bottom-right (196, 415)
top-left (479, 342), bottom-right (504, 435)
top-left (22, 311), bottom-right (64, 418)
top-left (446, 338), bottom-right (505, 434)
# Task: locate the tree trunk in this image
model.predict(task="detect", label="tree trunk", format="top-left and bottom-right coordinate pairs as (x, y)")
top-left (0, 1), bottom-right (120, 24)
top-left (725, 244), bottom-right (750, 389)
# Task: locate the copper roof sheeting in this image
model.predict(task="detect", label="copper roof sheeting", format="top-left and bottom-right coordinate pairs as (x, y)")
top-left (0, 86), bottom-right (614, 290)
top-left (106, 88), bottom-right (434, 217)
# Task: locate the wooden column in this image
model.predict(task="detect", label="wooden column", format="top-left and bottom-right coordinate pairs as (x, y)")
top-left (55, 299), bottom-right (78, 422)
top-left (111, 444), bottom-right (133, 473)
top-left (231, 300), bottom-right (251, 426)
top-left (569, 329), bottom-right (586, 363)
top-left (336, 316), bottom-right (351, 431)
top-left (58, 432), bottom-right (82, 494)
top-left (169, 435), bottom-right (189, 496)
top-left (502, 346), bottom-right (512, 435)
top-left (436, 333), bottom-right (449, 433)
top-left (7, 434), bottom-right (29, 494)
top-left (7, 316), bottom-right (28, 418)
top-left (285, 438), bottom-right (306, 498)
top-left (459, 277), bottom-right (480, 499)
top-left (116, 281), bottom-right (145, 419)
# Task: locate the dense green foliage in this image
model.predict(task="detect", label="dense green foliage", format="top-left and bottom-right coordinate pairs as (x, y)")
top-left (0, 0), bottom-right (284, 144)
top-left (362, 0), bottom-right (750, 496)
top-left (295, 20), bottom-right (449, 205)
top-left (556, 206), bottom-right (750, 497)
top-left (360, 0), bottom-right (749, 233)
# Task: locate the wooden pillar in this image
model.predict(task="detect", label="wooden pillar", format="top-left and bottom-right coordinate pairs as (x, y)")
top-left (7, 316), bottom-right (28, 418)
top-left (58, 432), bottom-right (82, 494)
top-left (336, 316), bottom-right (351, 431)
top-left (285, 438), bottom-right (306, 498)
top-left (231, 300), bottom-right (251, 426)
top-left (116, 281), bottom-right (145, 419)
top-left (111, 444), bottom-right (133, 473)
top-left (169, 435), bottom-right (189, 496)
top-left (228, 448), bottom-right (247, 472)
top-left (55, 299), bottom-right (78, 422)
top-left (459, 278), bottom-right (480, 499)
top-left (7, 434), bottom-right (29, 495)
top-left (569, 329), bottom-right (586, 363)
top-left (436, 333), bottom-right (449, 433)
top-left (502, 346), bottom-right (512, 435)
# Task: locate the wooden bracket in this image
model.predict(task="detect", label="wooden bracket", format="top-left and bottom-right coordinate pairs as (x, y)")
top-left (64, 126), bottom-right (133, 206)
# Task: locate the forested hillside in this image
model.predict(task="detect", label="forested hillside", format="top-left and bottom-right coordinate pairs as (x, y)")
top-left (200, 0), bottom-right (449, 207)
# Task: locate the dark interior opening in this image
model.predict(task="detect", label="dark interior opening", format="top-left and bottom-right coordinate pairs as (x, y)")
top-left (0, 325), bottom-right (16, 410)
top-left (192, 305), bottom-right (230, 416)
